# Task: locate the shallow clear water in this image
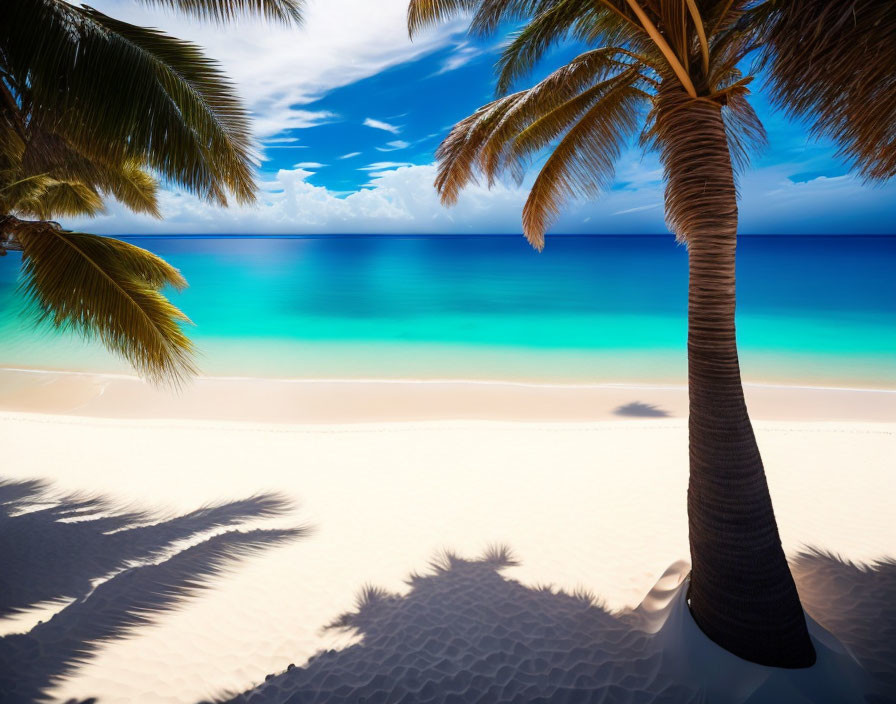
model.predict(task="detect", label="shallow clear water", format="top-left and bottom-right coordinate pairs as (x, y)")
top-left (1, 234), bottom-right (893, 386)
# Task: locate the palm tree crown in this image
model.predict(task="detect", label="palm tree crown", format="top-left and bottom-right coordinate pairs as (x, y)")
top-left (408, 0), bottom-right (894, 249)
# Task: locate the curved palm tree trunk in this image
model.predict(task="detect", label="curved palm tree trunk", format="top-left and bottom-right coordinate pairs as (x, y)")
top-left (658, 83), bottom-right (816, 668)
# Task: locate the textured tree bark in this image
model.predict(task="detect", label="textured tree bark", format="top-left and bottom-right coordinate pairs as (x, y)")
top-left (657, 82), bottom-right (816, 667)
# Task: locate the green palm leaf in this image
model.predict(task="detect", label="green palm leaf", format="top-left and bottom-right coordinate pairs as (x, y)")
top-left (13, 225), bottom-right (195, 385)
top-left (12, 179), bottom-right (105, 219)
top-left (1, 0), bottom-right (255, 204)
top-left (15, 128), bottom-right (161, 217)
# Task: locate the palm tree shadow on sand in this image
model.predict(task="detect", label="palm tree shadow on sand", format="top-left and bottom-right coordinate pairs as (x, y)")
top-left (614, 402), bottom-right (671, 418)
top-left (0, 477), bottom-right (306, 703)
top-left (212, 547), bottom-right (895, 704)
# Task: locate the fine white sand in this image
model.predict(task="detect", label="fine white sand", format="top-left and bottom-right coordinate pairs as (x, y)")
top-left (0, 374), bottom-right (894, 702)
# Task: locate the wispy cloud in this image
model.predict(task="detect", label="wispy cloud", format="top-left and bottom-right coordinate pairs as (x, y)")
top-left (339, 152), bottom-right (362, 159)
top-left (435, 42), bottom-right (483, 74)
top-left (376, 140), bottom-right (410, 152)
top-left (364, 118), bottom-right (402, 134)
top-left (293, 162), bottom-right (326, 169)
top-left (612, 203), bottom-right (661, 216)
top-left (358, 161), bottom-right (415, 171)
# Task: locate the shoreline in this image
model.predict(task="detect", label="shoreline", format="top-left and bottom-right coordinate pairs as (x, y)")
top-left (4, 363), bottom-right (896, 392)
top-left (1, 366), bottom-right (893, 423)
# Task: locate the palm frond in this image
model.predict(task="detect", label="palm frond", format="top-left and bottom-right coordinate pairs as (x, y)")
top-left (433, 48), bottom-right (638, 204)
top-left (434, 92), bottom-right (528, 204)
top-left (720, 86), bottom-right (766, 173)
top-left (139, 0), bottom-right (303, 24)
top-left (521, 80), bottom-right (646, 249)
top-left (0, 0), bottom-right (255, 204)
top-left (469, 0), bottom-right (564, 35)
top-left (408, 0), bottom-right (479, 36)
top-left (706, 0), bottom-right (751, 38)
top-left (101, 162), bottom-right (161, 218)
top-left (474, 0), bottom-right (642, 36)
top-left (17, 129), bottom-right (161, 217)
top-left (13, 179), bottom-right (105, 219)
top-left (513, 73), bottom-right (638, 160)
top-left (483, 51), bottom-right (640, 181)
top-left (408, 0), bottom-right (598, 38)
top-left (495, 0), bottom-right (639, 94)
top-left (12, 223), bottom-right (194, 384)
top-left (756, 0), bottom-right (896, 180)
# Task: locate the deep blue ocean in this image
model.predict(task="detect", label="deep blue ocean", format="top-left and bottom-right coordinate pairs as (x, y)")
top-left (0, 235), bottom-right (893, 386)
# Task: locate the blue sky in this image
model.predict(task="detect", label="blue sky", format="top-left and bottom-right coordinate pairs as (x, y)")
top-left (70, 0), bottom-right (896, 236)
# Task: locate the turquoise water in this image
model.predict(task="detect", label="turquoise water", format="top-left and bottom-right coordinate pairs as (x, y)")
top-left (0, 235), bottom-right (893, 386)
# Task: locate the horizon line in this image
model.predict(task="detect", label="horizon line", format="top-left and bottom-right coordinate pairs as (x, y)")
top-left (112, 232), bottom-right (896, 238)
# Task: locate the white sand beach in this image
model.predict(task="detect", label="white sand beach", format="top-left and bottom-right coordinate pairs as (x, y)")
top-left (0, 371), bottom-right (894, 702)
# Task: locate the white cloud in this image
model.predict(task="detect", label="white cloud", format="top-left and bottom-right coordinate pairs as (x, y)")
top-left (358, 161), bottom-right (416, 171)
top-left (339, 152), bottom-right (362, 159)
top-left (376, 140), bottom-right (410, 152)
top-left (62, 159), bottom-right (896, 237)
top-left (293, 161), bottom-right (326, 169)
top-left (613, 203), bottom-right (661, 216)
top-left (86, 0), bottom-right (461, 140)
top-left (435, 42), bottom-right (483, 74)
top-left (363, 118), bottom-right (402, 134)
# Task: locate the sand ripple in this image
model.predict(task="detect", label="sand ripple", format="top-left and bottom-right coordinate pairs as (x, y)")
top-left (213, 549), bottom-right (886, 704)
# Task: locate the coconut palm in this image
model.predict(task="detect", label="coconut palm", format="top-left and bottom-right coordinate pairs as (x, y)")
top-left (407, 0), bottom-right (895, 668)
top-left (0, 0), bottom-right (303, 382)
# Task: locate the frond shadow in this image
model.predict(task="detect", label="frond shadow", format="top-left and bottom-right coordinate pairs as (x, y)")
top-left (211, 547), bottom-right (692, 704)
top-left (211, 547), bottom-right (896, 704)
top-left (793, 548), bottom-right (896, 697)
top-left (0, 477), bottom-right (306, 702)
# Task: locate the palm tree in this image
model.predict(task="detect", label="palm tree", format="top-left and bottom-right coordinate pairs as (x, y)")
top-left (407, 0), bottom-right (895, 668)
top-left (0, 0), bottom-right (303, 382)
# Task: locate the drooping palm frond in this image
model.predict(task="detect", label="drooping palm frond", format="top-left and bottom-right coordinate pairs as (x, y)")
top-left (99, 162), bottom-right (161, 217)
top-left (11, 222), bottom-right (194, 384)
top-left (140, 0), bottom-right (303, 24)
top-left (434, 49), bottom-right (642, 204)
top-left (7, 166), bottom-right (159, 221)
top-left (12, 126), bottom-right (162, 217)
top-left (755, 0), bottom-right (896, 181)
top-left (407, 0), bottom-right (476, 35)
top-left (0, 0), bottom-right (255, 205)
top-left (11, 179), bottom-right (105, 219)
top-left (485, 50), bottom-right (644, 180)
top-left (0, 119), bottom-right (161, 219)
top-left (521, 80), bottom-right (647, 248)
top-left (719, 86), bottom-right (766, 174)
top-left (433, 93), bottom-right (527, 205)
